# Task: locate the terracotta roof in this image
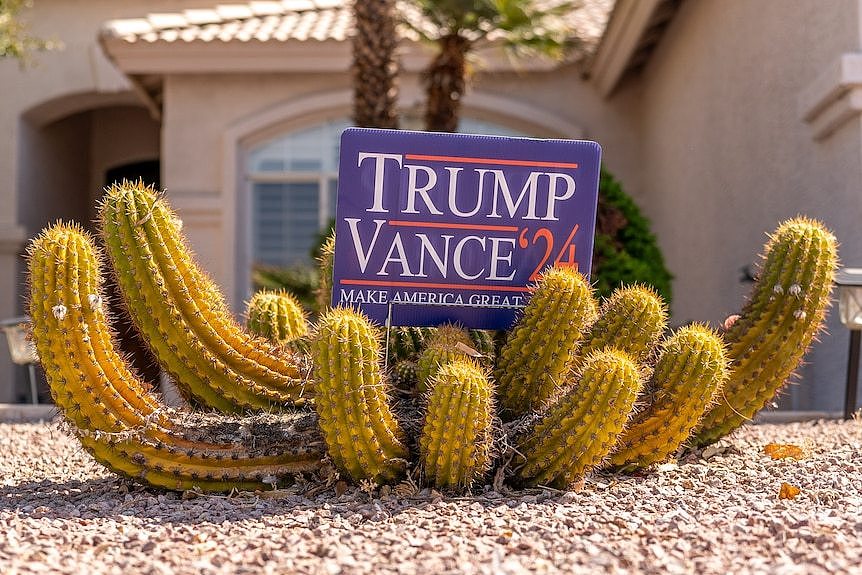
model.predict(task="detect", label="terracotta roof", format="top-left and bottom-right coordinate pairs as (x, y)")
top-left (101, 0), bottom-right (615, 52)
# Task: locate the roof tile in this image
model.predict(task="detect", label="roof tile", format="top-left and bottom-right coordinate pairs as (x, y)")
top-left (101, 0), bottom-right (615, 54)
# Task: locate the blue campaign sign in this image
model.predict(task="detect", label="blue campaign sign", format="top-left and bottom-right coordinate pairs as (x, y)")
top-left (331, 128), bottom-right (601, 330)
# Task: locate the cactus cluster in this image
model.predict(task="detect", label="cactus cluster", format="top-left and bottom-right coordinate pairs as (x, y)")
top-left (27, 180), bottom-right (838, 494)
top-left (28, 224), bottom-right (325, 492)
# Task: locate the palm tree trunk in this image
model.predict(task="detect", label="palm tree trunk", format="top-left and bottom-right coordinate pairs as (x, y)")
top-left (352, 0), bottom-right (399, 129)
top-left (425, 33), bottom-right (470, 132)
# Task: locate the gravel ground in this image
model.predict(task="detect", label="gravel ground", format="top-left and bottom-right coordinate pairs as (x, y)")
top-left (1, 418), bottom-right (860, 575)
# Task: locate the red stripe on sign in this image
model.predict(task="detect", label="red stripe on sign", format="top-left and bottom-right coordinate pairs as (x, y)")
top-left (340, 279), bottom-right (531, 293)
top-left (388, 220), bottom-right (519, 232)
top-left (404, 153), bottom-right (579, 169)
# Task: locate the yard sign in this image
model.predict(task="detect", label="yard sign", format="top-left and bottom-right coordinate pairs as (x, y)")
top-left (331, 128), bottom-right (601, 330)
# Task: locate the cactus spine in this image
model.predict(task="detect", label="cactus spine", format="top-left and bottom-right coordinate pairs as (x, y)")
top-left (580, 285), bottom-right (668, 364)
top-left (694, 218), bottom-right (838, 446)
top-left (27, 224), bottom-right (325, 491)
top-left (608, 325), bottom-right (729, 468)
top-left (246, 289), bottom-right (309, 344)
top-left (99, 181), bottom-right (308, 413)
top-left (316, 230), bottom-right (336, 313)
top-left (416, 325), bottom-right (474, 393)
top-left (420, 360), bottom-right (493, 489)
top-left (312, 308), bottom-right (409, 483)
top-left (496, 267), bottom-right (598, 418)
top-left (516, 349), bottom-right (643, 488)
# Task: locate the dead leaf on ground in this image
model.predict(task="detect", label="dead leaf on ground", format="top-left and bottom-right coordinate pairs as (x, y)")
top-left (763, 443), bottom-right (805, 460)
top-left (778, 482), bottom-right (801, 500)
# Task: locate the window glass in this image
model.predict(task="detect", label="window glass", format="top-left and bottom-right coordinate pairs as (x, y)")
top-left (252, 182), bottom-right (321, 266)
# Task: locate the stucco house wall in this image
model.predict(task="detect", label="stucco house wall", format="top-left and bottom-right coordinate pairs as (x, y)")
top-left (633, 0), bottom-right (862, 410)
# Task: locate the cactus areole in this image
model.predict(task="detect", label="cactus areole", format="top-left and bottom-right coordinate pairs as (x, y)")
top-left (331, 128), bottom-right (602, 329)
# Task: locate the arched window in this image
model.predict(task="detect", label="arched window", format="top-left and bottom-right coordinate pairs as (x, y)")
top-left (246, 118), bottom-right (351, 267)
top-left (244, 117), bottom-right (530, 273)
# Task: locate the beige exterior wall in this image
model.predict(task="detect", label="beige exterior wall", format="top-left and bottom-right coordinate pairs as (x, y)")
top-left (633, 0), bottom-right (862, 410)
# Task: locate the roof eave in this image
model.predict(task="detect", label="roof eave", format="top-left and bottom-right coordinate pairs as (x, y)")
top-left (586, 0), bottom-right (681, 98)
top-left (100, 35), bottom-right (569, 76)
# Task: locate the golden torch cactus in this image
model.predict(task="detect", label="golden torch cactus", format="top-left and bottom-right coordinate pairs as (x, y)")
top-left (608, 324), bottom-right (729, 468)
top-left (99, 181), bottom-right (309, 413)
top-left (419, 359), bottom-right (494, 489)
top-left (416, 324), bottom-right (475, 393)
top-left (496, 267), bottom-right (598, 418)
top-left (580, 285), bottom-right (668, 364)
top-left (694, 218), bottom-right (838, 446)
top-left (246, 289), bottom-right (309, 345)
top-left (27, 224), bottom-right (325, 492)
top-left (515, 349), bottom-right (643, 488)
top-left (311, 307), bottom-right (410, 483)
top-left (315, 230), bottom-right (336, 313)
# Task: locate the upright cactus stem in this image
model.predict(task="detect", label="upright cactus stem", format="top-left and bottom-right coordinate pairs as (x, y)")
top-left (27, 224), bottom-right (325, 492)
top-left (694, 218), bottom-right (838, 446)
top-left (420, 359), bottom-right (494, 489)
top-left (608, 324), bottom-right (729, 469)
top-left (312, 308), bottom-right (409, 483)
top-left (316, 230), bottom-right (336, 313)
top-left (246, 289), bottom-right (309, 345)
top-left (580, 285), bottom-right (668, 364)
top-left (496, 267), bottom-right (598, 418)
top-left (516, 349), bottom-right (643, 488)
top-left (99, 181), bottom-right (309, 413)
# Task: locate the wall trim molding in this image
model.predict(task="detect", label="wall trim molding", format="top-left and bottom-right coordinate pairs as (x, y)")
top-left (798, 52), bottom-right (862, 140)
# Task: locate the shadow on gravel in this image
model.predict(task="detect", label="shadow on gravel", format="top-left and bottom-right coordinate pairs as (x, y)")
top-left (0, 475), bottom-right (571, 525)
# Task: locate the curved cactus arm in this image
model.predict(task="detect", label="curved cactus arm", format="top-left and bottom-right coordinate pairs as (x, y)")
top-left (580, 285), bottom-right (668, 364)
top-left (27, 224), bottom-right (325, 492)
top-left (419, 359), bottom-right (494, 489)
top-left (246, 289), bottom-right (309, 344)
top-left (694, 218), bottom-right (838, 446)
top-left (99, 181), bottom-right (309, 412)
top-left (496, 267), bottom-right (598, 418)
top-left (72, 413), bottom-right (323, 492)
top-left (608, 324), bottom-right (729, 469)
top-left (312, 308), bottom-right (409, 483)
top-left (515, 349), bottom-right (643, 488)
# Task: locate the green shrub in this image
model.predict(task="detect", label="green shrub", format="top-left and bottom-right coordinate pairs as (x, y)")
top-left (592, 168), bottom-right (673, 305)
